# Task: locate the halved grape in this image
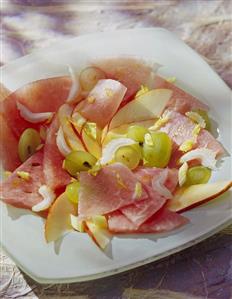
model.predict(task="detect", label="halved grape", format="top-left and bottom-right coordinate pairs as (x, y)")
top-left (64, 151), bottom-right (97, 176)
top-left (143, 132), bottom-right (172, 168)
top-left (114, 145), bottom-right (141, 169)
top-left (79, 67), bottom-right (106, 91)
top-left (18, 128), bottom-right (41, 162)
top-left (65, 181), bottom-right (80, 204)
top-left (193, 109), bottom-right (211, 131)
top-left (127, 125), bottom-right (148, 145)
top-left (185, 166), bottom-right (211, 186)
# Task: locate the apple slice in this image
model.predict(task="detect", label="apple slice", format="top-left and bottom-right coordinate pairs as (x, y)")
top-left (82, 129), bottom-right (102, 159)
top-left (168, 181), bottom-right (232, 212)
top-left (58, 104), bottom-right (85, 151)
top-left (85, 220), bottom-right (111, 250)
top-left (109, 89), bottom-right (172, 130)
top-left (45, 193), bottom-right (77, 242)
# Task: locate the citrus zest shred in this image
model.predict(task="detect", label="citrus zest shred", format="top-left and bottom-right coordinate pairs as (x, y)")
top-left (133, 182), bottom-right (142, 199)
top-left (166, 76), bottom-right (176, 83)
top-left (116, 172), bottom-right (127, 189)
top-left (17, 171), bottom-right (30, 181)
top-left (135, 85), bottom-right (149, 97)
top-left (179, 139), bottom-right (194, 152)
top-left (186, 111), bottom-right (206, 128)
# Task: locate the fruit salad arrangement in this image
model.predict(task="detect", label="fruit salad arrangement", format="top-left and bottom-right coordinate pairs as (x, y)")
top-left (1, 58), bottom-right (231, 250)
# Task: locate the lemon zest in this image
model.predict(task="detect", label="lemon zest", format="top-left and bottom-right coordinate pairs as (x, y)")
top-left (133, 182), bottom-right (142, 199)
top-left (149, 111), bottom-right (171, 131)
top-left (116, 172), bottom-right (127, 189)
top-left (192, 124), bottom-right (201, 137)
top-left (179, 139), bottom-right (194, 152)
top-left (186, 111), bottom-right (206, 128)
top-left (105, 88), bottom-right (113, 97)
top-left (135, 85), bottom-right (150, 97)
top-left (17, 171), bottom-right (30, 181)
top-left (87, 95), bottom-right (96, 104)
top-left (166, 76), bottom-right (176, 83)
top-left (3, 171), bottom-right (12, 180)
top-left (84, 122), bottom-right (97, 140)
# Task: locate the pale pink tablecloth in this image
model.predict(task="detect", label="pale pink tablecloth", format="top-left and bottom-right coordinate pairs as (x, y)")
top-left (1, 1), bottom-right (232, 298)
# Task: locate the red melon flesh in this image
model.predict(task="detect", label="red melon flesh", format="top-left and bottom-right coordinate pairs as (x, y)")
top-left (0, 113), bottom-right (21, 171)
top-left (0, 151), bottom-right (44, 210)
top-left (43, 116), bottom-right (70, 190)
top-left (94, 57), bottom-right (156, 103)
top-left (78, 163), bottom-right (148, 217)
top-left (108, 207), bottom-right (188, 234)
top-left (77, 79), bottom-right (127, 129)
top-left (0, 76), bottom-right (72, 138)
top-left (154, 75), bottom-right (209, 114)
top-left (119, 167), bottom-right (178, 227)
top-left (120, 186), bottom-right (166, 228)
top-left (159, 110), bottom-right (225, 156)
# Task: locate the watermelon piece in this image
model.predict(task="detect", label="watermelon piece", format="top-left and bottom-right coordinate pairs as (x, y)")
top-left (0, 113), bottom-right (21, 171)
top-left (0, 151), bottom-right (44, 209)
top-left (94, 58), bottom-right (156, 103)
top-left (77, 79), bottom-right (127, 129)
top-left (108, 207), bottom-right (188, 234)
top-left (0, 76), bottom-right (72, 138)
top-left (119, 167), bottom-right (178, 227)
top-left (134, 167), bottom-right (178, 192)
top-left (154, 76), bottom-right (209, 113)
top-left (78, 163), bottom-right (148, 217)
top-left (43, 116), bottom-right (70, 190)
top-left (159, 110), bottom-right (225, 156)
top-left (120, 186), bottom-right (166, 228)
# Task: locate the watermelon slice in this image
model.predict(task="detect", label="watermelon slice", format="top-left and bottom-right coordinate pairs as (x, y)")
top-left (77, 79), bottom-right (127, 129)
top-left (108, 207), bottom-right (188, 234)
top-left (43, 116), bottom-right (70, 190)
top-left (0, 76), bottom-right (72, 138)
top-left (0, 113), bottom-right (21, 171)
top-left (159, 110), bottom-right (225, 156)
top-left (78, 163), bottom-right (148, 217)
top-left (0, 151), bottom-right (44, 209)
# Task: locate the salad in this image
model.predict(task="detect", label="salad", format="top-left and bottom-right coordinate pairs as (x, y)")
top-left (1, 57), bottom-right (231, 250)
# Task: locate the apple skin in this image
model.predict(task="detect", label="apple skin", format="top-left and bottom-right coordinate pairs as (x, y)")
top-left (168, 181), bottom-right (232, 213)
top-left (109, 89), bottom-right (172, 130)
top-left (45, 193), bottom-right (77, 243)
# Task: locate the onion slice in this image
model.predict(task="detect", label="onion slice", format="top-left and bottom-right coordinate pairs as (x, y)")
top-left (178, 162), bottom-right (188, 187)
top-left (66, 65), bottom-right (81, 103)
top-left (56, 126), bottom-right (72, 156)
top-left (152, 169), bottom-right (173, 199)
top-left (180, 148), bottom-right (218, 170)
top-left (32, 185), bottom-right (56, 212)
top-left (17, 101), bottom-right (53, 123)
top-left (100, 138), bottom-right (136, 165)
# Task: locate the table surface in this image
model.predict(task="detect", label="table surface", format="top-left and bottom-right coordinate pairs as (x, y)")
top-left (0, 1), bottom-right (232, 299)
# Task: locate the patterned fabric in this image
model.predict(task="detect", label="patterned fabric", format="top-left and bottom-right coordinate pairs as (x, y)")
top-left (1, 1), bottom-right (232, 298)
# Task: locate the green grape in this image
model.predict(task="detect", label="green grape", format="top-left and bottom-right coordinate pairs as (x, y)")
top-left (185, 166), bottom-right (211, 186)
top-left (65, 181), bottom-right (80, 204)
top-left (143, 132), bottom-right (172, 168)
top-left (64, 151), bottom-right (97, 176)
top-left (193, 109), bottom-right (211, 131)
top-left (114, 145), bottom-right (141, 169)
top-left (127, 125), bottom-right (148, 145)
top-left (18, 128), bottom-right (41, 162)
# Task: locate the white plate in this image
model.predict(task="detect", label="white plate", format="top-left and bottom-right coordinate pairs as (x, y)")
top-left (1, 28), bottom-right (232, 284)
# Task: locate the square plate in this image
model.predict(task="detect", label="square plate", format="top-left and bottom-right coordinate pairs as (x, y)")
top-left (1, 28), bottom-right (232, 283)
